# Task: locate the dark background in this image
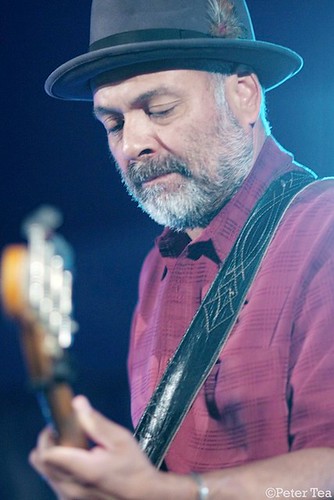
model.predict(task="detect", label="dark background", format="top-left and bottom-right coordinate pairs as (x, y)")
top-left (1, 1), bottom-right (333, 498)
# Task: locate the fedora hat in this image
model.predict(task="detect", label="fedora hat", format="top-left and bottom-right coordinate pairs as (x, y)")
top-left (45, 0), bottom-right (303, 101)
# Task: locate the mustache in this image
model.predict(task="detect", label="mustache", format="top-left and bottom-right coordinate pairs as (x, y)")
top-left (126, 155), bottom-right (192, 187)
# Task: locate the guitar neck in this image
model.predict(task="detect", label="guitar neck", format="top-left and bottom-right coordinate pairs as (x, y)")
top-left (21, 321), bottom-right (87, 448)
top-left (37, 381), bottom-right (87, 448)
top-left (1, 206), bottom-right (87, 449)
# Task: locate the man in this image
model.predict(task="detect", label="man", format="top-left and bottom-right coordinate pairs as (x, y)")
top-left (30, 0), bottom-right (334, 498)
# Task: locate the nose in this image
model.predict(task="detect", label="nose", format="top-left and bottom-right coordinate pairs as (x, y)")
top-left (121, 111), bottom-right (158, 162)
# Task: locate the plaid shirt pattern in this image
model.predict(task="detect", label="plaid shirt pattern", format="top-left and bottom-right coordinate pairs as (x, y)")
top-left (128, 136), bottom-right (334, 472)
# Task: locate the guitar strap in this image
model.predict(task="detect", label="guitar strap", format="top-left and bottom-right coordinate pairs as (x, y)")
top-left (133, 169), bottom-right (317, 468)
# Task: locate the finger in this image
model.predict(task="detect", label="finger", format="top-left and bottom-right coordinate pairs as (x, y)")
top-left (29, 426), bottom-right (57, 474)
top-left (37, 425), bottom-right (57, 450)
top-left (72, 395), bottom-right (133, 450)
top-left (29, 424), bottom-right (105, 497)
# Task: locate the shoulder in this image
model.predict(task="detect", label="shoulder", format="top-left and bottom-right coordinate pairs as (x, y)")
top-left (282, 176), bottom-right (334, 229)
top-left (272, 176), bottom-right (334, 267)
top-left (294, 176), bottom-right (334, 205)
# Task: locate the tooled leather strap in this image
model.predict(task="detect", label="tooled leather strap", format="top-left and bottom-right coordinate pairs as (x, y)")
top-left (134, 170), bottom-right (317, 468)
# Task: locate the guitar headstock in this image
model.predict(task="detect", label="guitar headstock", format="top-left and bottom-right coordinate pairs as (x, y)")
top-left (1, 206), bottom-right (86, 447)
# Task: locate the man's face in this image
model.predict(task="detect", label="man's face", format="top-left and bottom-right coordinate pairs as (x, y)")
top-left (93, 69), bottom-right (254, 232)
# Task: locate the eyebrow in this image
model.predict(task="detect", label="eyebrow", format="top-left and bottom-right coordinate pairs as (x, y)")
top-left (93, 106), bottom-right (118, 120)
top-left (93, 86), bottom-right (177, 119)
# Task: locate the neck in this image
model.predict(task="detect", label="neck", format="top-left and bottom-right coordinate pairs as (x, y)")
top-left (252, 120), bottom-right (268, 161)
top-left (186, 227), bottom-right (204, 240)
top-left (186, 124), bottom-right (269, 241)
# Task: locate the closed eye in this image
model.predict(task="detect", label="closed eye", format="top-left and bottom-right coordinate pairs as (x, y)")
top-left (93, 107), bottom-right (124, 136)
top-left (105, 117), bottom-right (124, 136)
top-left (147, 102), bottom-right (179, 121)
top-left (149, 107), bottom-right (174, 117)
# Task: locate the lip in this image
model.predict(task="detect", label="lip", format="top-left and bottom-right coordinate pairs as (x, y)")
top-left (142, 171), bottom-right (180, 187)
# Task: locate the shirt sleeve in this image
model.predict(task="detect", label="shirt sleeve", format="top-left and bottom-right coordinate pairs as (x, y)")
top-left (288, 193), bottom-right (334, 450)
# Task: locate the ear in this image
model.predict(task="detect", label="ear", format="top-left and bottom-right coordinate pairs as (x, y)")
top-left (225, 72), bottom-right (262, 128)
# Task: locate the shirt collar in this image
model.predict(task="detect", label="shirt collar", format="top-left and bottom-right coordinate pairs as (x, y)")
top-left (157, 136), bottom-right (297, 263)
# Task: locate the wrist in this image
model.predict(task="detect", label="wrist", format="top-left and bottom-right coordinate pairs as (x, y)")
top-left (151, 470), bottom-right (199, 500)
top-left (191, 473), bottom-right (210, 500)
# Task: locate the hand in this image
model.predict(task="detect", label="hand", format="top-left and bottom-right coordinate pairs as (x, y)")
top-left (29, 396), bottom-right (164, 500)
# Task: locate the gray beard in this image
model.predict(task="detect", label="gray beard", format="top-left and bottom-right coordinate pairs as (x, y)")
top-left (116, 104), bottom-right (254, 231)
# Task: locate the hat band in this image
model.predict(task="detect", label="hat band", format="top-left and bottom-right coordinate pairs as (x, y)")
top-left (89, 28), bottom-right (213, 52)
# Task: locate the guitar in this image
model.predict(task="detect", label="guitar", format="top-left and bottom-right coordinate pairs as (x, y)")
top-left (1, 206), bottom-right (87, 448)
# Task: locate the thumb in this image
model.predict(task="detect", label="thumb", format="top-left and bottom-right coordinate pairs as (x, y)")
top-left (72, 395), bottom-right (132, 450)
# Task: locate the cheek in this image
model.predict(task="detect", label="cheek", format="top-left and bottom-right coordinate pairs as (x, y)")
top-left (106, 140), bottom-right (124, 171)
top-left (158, 126), bottom-right (191, 156)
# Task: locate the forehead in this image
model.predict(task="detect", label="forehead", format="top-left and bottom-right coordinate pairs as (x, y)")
top-left (92, 69), bottom-right (213, 106)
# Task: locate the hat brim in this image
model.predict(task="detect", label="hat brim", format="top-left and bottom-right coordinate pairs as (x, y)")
top-left (45, 38), bottom-right (303, 101)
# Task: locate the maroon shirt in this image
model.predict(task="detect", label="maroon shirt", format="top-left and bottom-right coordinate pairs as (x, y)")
top-left (128, 136), bottom-right (334, 472)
